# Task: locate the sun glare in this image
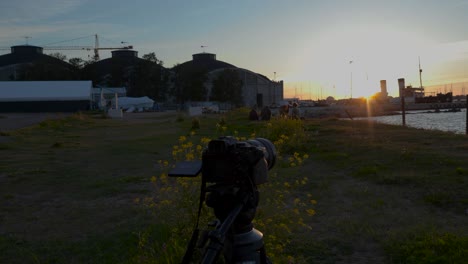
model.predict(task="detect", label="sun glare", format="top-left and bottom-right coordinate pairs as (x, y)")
top-left (284, 25), bottom-right (440, 99)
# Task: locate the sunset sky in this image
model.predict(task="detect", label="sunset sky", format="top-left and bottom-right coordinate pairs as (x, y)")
top-left (1, 0), bottom-right (468, 99)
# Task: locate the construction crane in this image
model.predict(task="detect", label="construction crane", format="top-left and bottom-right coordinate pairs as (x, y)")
top-left (0, 34), bottom-right (133, 61)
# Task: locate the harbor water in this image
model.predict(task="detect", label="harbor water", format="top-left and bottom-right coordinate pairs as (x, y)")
top-left (355, 109), bottom-right (467, 134)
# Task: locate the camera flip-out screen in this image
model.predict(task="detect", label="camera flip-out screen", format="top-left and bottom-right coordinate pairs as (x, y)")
top-left (168, 161), bottom-right (202, 177)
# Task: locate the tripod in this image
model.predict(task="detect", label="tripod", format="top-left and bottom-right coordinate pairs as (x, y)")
top-left (183, 184), bottom-right (270, 264)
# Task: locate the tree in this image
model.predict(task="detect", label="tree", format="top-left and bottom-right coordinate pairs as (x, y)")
top-left (210, 69), bottom-right (243, 106)
top-left (142, 52), bottom-right (163, 66)
top-left (69, 57), bottom-right (85, 69)
top-left (48, 52), bottom-right (67, 61)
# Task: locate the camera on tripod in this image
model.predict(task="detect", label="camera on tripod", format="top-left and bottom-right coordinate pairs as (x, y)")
top-left (169, 136), bottom-right (276, 264)
top-left (169, 136), bottom-right (276, 184)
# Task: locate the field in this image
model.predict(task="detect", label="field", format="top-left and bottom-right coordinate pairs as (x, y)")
top-left (0, 110), bottom-right (467, 263)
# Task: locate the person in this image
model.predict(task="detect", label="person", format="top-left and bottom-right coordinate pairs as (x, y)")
top-left (291, 102), bottom-right (300, 119)
top-left (260, 106), bottom-right (271, 121)
top-left (279, 104), bottom-right (289, 118)
top-left (249, 107), bottom-right (259, 120)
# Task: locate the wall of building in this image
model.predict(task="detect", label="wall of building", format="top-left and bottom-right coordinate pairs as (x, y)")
top-left (0, 81), bottom-right (92, 112)
top-left (206, 68), bottom-right (284, 108)
top-left (0, 100), bottom-right (90, 112)
top-left (0, 65), bottom-right (18, 81)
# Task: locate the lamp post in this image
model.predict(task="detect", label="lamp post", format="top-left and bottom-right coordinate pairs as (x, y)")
top-left (349, 60), bottom-right (353, 99)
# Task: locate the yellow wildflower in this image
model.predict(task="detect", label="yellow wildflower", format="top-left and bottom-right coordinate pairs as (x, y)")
top-left (306, 209), bottom-right (316, 216)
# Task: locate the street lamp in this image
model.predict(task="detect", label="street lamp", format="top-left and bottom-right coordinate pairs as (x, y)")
top-left (349, 60), bottom-right (353, 99)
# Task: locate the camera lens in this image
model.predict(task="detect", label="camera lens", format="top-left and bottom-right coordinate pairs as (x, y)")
top-left (246, 138), bottom-right (276, 170)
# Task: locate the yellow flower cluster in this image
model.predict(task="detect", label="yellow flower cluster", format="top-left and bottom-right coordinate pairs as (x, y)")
top-left (215, 123), bottom-right (228, 135)
top-left (142, 110), bottom-right (317, 263)
top-left (283, 152), bottom-right (309, 168)
top-left (171, 134), bottom-right (209, 161)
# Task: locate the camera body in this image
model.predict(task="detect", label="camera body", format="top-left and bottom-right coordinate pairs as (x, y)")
top-left (169, 136), bottom-right (275, 186)
top-left (202, 137), bottom-right (270, 185)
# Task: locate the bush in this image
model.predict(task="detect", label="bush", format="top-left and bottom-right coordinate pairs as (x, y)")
top-left (262, 118), bottom-right (309, 155)
top-left (191, 118), bottom-right (200, 130)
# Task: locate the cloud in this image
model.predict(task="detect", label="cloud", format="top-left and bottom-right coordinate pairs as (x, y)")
top-left (0, 0), bottom-right (87, 23)
top-left (0, 20), bottom-right (117, 49)
top-left (419, 39), bottom-right (468, 66)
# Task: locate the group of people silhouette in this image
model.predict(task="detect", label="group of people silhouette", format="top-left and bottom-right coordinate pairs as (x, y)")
top-left (249, 106), bottom-right (271, 121)
top-left (249, 102), bottom-right (300, 121)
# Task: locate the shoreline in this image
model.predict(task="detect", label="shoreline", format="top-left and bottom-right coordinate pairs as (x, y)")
top-left (298, 102), bottom-right (467, 119)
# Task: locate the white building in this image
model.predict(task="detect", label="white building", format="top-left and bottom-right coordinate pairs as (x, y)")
top-left (0, 81), bottom-right (92, 112)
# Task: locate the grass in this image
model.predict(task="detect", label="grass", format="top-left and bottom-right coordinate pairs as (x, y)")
top-left (0, 111), bottom-right (467, 263)
top-left (384, 230), bottom-right (468, 264)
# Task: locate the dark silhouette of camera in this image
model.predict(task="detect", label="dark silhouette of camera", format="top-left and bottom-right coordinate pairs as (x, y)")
top-left (169, 136), bottom-right (276, 263)
top-left (169, 136), bottom-right (276, 185)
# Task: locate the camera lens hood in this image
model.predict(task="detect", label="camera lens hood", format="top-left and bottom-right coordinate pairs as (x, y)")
top-left (246, 138), bottom-right (276, 170)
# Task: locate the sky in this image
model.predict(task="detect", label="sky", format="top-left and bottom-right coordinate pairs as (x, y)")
top-left (1, 0), bottom-right (468, 99)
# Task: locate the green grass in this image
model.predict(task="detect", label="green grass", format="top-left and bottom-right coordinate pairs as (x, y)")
top-left (384, 231), bottom-right (468, 264)
top-left (0, 230), bottom-right (145, 264)
top-left (1, 111), bottom-right (467, 263)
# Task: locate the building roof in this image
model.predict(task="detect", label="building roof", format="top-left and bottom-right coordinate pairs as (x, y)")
top-left (0, 45), bottom-right (74, 69)
top-left (91, 87), bottom-right (126, 94)
top-left (172, 53), bottom-right (237, 72)
top-left (82, 49), bottom-right (166, 82)
top-left (0, 81), bottom-right (92, 102)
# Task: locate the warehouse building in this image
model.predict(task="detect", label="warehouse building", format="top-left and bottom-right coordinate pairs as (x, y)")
top-left (1, 44), bottom-right (283, 110)
top-left (82, 49), bottom-right (168, 101)
top-left (172, 52), bottom-right (283, 108)
top-left (0, 45), bottom-right (78, 81)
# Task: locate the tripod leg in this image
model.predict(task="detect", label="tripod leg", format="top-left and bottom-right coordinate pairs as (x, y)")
top-left (259, 246), bottom-right (269, 264)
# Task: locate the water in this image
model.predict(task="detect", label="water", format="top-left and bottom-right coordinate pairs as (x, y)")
top-left (355, 109), bottom-right (467, 134)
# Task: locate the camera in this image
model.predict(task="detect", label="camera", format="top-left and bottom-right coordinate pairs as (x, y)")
top-left (202, 137), bottom-right (275, 185)
top-left (168, 136), bottom-right (276, 263)
top-left (169, 136), bottom-right (276, 185)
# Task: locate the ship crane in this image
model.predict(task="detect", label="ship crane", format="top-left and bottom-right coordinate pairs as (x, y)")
top-left (0, 34), bottom-right (133, 61)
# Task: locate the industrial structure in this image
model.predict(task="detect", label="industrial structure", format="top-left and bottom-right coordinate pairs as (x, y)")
top-left (82, 49), bottom-right (169, 100)
top-left (0, 45), bottom-right (78, 81)
top-left (173, 52), bottom-right (283, 108)
top-left (0, 34), bottom-right (133, 61)
top-left (0, 36), bottom-right (284, 112)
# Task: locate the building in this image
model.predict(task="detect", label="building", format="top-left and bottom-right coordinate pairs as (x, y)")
top-left (82, 49), bottom-right (168, 100)
top-left (401, 85), bottom-right (425, 103)
top-left (206, 68), bottom-right (283, 107)
top-left (0, 81), bottom-right (92, 112)
top-left (172, 52), bottom-right (283, 108)
top-left (1, 45), bottom-right (283, 110)
top-left (0, 45), bottom-right (78, 81)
